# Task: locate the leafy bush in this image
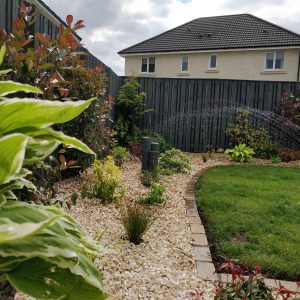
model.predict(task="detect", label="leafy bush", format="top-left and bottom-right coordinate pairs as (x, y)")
top-left (159, 148), bottom-right (191, 175)
top-left (142, 130), bottom-right (172, 153)
top-left (114, 76), bottom-right (151, 145)
top-left (81, 156), bottom-right (124, 203)
top-left (279, 147), bottom-right (300, 162)
top-left (140, 168), bottom-right (160, 187)
top-left (277, 90), bottom-right (300, 126)
top-left (120, 203), bottom-right (156, 244)
top-left (137, 183), bottom-right (167, 205)
top-left (214, 259), bottom-right (298, 300)
top-left (0, 45), bottom-right (107, 299)
top-left (129, 142), bottom-right (142, 158)
top-left (112, 146), bottom-right (129, 167)
top-left (226, 108), bottom-right (279, 159)
top-left (225, 144), bottom-right (255, 162)
top-left (271, 155), bottom-right (282, 163)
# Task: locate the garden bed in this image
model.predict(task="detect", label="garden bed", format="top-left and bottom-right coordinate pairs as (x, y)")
top-left (196, 165), bottom-right (300, 281)
top-left (15, 154), bottom-right (300, 300)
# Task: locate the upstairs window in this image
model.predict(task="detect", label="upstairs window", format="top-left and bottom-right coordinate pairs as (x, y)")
top-left (181, 55), bottom-right (189, 72)
top-left (209, 55), bottom-right (217, 69)
top-left (141, 57), bottom-right (155, 73)
top-left (265, 51), bottom-right (284, 70)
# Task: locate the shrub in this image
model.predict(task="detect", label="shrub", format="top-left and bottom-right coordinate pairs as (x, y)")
top-left (279, 147), bottom-right (300, 162)
top-left (129, 141), bottom-right (142, 158)
top-left (140, 167), bottom-right (160, 187)
top-left (142, 130), bottom-right (172, 153)
top-left (159, 148), bottom-right (191, 174)
top-left (276, 90), bottom-right (300, 126)
top-left (114, 76), bottom-right (152, 145)
top-left (120, 203), bottom-right (156, 244)
top-left (81, 156), bottom-right (123, 203)
top-left (271, 155), bottom-right (282, 163)
top-left (226, 108), bottom-right (279, 159)
top-left (214, 259), bottom-right (298, 300)
top-left (0, 45), bottom-right (107, 299)
top-left (225, 144), bottom-right (255, 162)
top-left (138, 183), bottom-right (167, 205)
top-left (112, 146), bottom-right (129, 167)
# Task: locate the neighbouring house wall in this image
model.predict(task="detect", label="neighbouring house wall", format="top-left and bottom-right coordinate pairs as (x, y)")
top-left (123, 48), bottom-right (300, 81)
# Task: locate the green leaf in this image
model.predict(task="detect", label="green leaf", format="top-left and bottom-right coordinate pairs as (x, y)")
top-left (0, 98), bottom-right (95, 134)
top-left (0, 45), bottom-right (5, 67)
top-left (0, 81), bottom-right (42, 96)
top-left (0, 134), bottom-right (28, 185)
top-left (6, 258), bottom-right (108, 300)
top-left (0, 69), bottom-right (12, 76)
top-left (0, 201), bottom-right (108, 299)
top-left (24, 127), bottom-right (95, 156)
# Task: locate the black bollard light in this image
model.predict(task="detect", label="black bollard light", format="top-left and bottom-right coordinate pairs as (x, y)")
top-left (148, 142), bottom-right (160, 170)
top-left (141, 137), bottom-right (152, 170)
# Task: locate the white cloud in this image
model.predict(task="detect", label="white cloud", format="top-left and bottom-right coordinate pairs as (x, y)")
top-left (42, 0), bottom-right (300, 75)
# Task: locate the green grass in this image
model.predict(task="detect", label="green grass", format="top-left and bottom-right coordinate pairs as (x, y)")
top-left (196, 165), bottom-right (300, 280)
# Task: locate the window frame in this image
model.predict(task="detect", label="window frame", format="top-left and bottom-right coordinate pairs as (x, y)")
top-left (264, 51), bottom-right (284, 70)
top-left (140, 57), bottom-right (156, 73)
top-left (181, 55), bottom-right (189, 72)
top-left (208, 54), bottom-right (217, 70)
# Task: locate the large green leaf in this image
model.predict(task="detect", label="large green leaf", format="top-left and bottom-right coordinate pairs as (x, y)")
top-left (0, 98), bottom-right (95, 134)
top-left (0, 81), bottom-right (42, 96)
top-left (0, 134), bottom-right (28, 185)
top-left (5, 258), bottom-right (108, 300)
top-left (25, 127), bottom-right (95, 157)
top-left (0, 201), bottom-right (108, 299)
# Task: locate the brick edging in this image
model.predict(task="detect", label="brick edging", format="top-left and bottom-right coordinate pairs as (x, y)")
top-left (185, 168), bottom-right (298, 291)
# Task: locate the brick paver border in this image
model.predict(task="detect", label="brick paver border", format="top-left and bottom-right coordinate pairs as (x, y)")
top-left (186, 168), bottom-right (298, 291)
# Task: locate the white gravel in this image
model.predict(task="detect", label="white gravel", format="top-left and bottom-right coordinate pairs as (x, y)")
top-left (14, 153), bottom-right (300, 300)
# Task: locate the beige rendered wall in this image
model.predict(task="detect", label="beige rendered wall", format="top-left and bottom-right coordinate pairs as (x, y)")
top-left (123, 48), bottom-right (300, 81)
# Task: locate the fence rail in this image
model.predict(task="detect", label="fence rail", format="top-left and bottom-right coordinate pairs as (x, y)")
top-left (119, 77), bottom-right (300, 151)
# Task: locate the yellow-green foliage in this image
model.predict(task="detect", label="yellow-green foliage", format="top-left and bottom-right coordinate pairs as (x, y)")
top-left (82, 156), bottom-right (124, 203)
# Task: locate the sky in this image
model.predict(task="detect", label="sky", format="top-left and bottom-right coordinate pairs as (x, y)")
top-left (42, 0), bottom-right (300, 75)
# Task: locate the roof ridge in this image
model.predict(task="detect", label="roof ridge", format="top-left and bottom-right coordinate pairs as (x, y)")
top-left (247, 14), bottom-right (300, 38)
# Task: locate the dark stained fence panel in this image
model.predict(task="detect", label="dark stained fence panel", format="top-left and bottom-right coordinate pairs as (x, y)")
top-left (118, 77), bottom-right (300, 152)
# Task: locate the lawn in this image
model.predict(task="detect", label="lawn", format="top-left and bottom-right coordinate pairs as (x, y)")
top-left (196, 165), bottom-right (300, 281)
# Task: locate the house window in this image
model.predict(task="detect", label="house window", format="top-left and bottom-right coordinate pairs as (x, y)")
top-left (265, 51), bottom-right (284, 70)
top-left (209, 55), bottom-right (217, 69)
top-left (141, 57), bottom-right (155, 73)
top-left (181, 55), bottom-right (189, 72)
top-left (149, 57), bottom-right (155, 72)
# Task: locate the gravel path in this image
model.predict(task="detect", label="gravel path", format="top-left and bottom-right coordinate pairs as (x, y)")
top-left (14, 154), bottom-right (300, 300)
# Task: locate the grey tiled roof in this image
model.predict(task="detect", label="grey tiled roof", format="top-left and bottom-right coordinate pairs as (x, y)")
top-left (118, 14), bottom-right (300, 54)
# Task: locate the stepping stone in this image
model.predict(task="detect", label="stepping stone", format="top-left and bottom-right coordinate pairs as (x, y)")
top-left (196, 261), bottom-right (216, 280)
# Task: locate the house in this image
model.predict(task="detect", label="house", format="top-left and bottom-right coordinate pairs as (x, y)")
top-left (118, 14), bottom-right (300, 82)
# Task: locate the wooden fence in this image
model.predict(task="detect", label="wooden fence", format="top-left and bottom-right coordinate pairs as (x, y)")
top-left (118, 77), bottom-right (300, 152)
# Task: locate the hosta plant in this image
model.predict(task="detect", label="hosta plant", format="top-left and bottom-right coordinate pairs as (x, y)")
top-left (0, 45), bottom-right (108, 299)
top-left (225, 144), bottom-right (254, 163)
